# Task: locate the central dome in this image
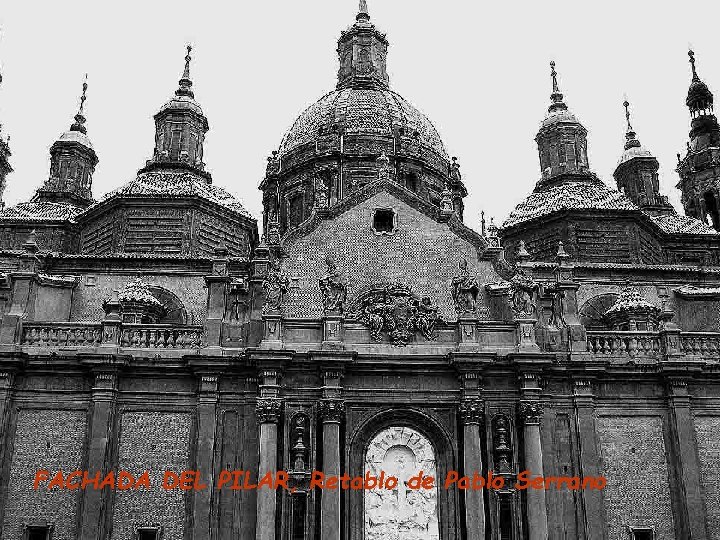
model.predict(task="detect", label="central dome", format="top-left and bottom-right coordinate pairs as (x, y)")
top-left (279, 87), bottom-right (448, 159)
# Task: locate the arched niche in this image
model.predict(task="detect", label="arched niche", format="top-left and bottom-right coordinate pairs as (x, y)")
top-left (147, 286), bottom-right (187, 324)
top-left (346, 408), bottom-right (459, 540)
top-left (579, 293), bottom-right (619, 330)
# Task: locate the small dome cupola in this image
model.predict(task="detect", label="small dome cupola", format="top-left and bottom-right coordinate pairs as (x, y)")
top-left (687, 50), bottom-right (714, 118)
top-left (613, 99), bottom-right (670, 213)
top-left (34, 75), bottom-right (98, 208)
top-left (336, 0), bottom-right (390, 90)
top-left (535, 61), bottom-right (592, 188)
top-left (140, 45), bottom-right (211, 182)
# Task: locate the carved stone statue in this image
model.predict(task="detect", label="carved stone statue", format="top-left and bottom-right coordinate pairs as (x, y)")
top-left (262, 258), bottom-right (289, 313)
top-left (509, 269), bottom-right (538, 319)
top-left (451, 259), bottom-right (480, 315)
top-left (319, 255), bottom-right (347, 314)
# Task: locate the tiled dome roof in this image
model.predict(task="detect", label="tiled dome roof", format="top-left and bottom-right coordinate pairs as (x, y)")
top-left (91, 170), bottom-right (252, 218)
top-left (279, 88), bottom-right (448, 159)
top-left (0, 201), bottom-right (83, 222)
top-left (502, 180), bottom-right (637, 229)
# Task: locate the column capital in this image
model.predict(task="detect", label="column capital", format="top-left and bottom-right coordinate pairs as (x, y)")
top-left (518, 400), bottom-right (544, 426)
top-left (256, 398), bottom-right (283, 424)
top-left (318, 399), bottom-right (345, 424)
top-left (0, 370), bottom-right (16, 390)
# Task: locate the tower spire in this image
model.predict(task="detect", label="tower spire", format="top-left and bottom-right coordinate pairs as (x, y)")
top-left (548, 61), bottom-right (567, 113)
top-left (70, 74), bottom-right (88, 134)
top-left (623, 98), bottom-right (641, 150)
top-left (357, 0), bottom-right (370, 21)
top-left (176, 44), bottom-right (194, 99)
top-left (689, 49), bottom-right (699, 82)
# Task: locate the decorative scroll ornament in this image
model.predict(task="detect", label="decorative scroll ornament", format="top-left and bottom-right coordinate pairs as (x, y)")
top-left (256, 398), bottom-right (283, 424)
top-left (458, 399), bottom-right (484, 425)
top-left (318, 399), bottom-right (345, 423)
top-left (451, 259), bottom-right (480, 315)
top-left (493, 415), bottom-right (513, 472)
top-left (319, 255), bottom-right (347, 314)
top-left (349, 284), bottom-right (442, 346)
top-left (291, 414), bottom-right (310, 470)
top-left (509, 269), bottom-right (538, 319)
top-left (518, 401), bottom-right (544, 425)
top-left (262, 258), bottom-right (289, 313)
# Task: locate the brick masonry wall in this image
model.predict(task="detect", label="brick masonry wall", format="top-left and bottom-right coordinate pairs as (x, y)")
top-left (282, 191), bottom-right (496, 320)
top-left (70, 274), bottom-right (207, 324)
top-left (597, 415), bottom-right (675, 539)
top-left (2, 409), bottom-right (87, 540)
top-left (110, 412), bottom-right (192, 540)
top-left (694, 416), bottom-right (720, 538)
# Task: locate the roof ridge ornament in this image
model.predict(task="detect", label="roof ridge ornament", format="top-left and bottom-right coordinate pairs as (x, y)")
top-left (70, 74), bottom-right (88, 134)
top-left (176, 44), bottom-right (194, 99)
top-left (548, 61), bottom-right (568, 114)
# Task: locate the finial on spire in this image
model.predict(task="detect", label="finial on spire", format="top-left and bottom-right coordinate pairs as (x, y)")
top-left (176, 44), bottom-right (194, 98)
top-left (689, 49), bottom-right (699, 81)
top-left (70, 74), bottom-right (89, 134)
top-left (623, 99), bottom-right (632, 132)
top-left (622, 98), bottom-right (641, 150)
top-left (357, 0), bottom-right (370, 21)
top-left (548, 60), bottom-right (567, 113)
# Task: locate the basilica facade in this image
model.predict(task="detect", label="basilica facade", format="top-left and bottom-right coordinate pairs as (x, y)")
top-left (0, 3), bottom-right (719, 540)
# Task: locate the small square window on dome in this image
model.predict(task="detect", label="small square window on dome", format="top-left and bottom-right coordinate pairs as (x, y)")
top-left (372, 208), bottom-right (396, 235)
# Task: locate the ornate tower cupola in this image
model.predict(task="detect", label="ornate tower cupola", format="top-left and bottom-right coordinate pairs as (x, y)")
top-left (140, 45), bottom-right (211, 181)
top-left (613, 99), bottom-right (672, 214)
top-left (336, 0), bottom-right (390, 90)
top-left (33, 76), bottom-right (98, 208)
top-left (676, 50), bottom-right (720, 230)
top-left (535, 62), bottom-right (593, 188)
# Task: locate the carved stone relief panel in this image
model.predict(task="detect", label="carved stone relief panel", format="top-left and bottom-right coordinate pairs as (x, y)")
top-left (364, 426), bottom-right (439, 540)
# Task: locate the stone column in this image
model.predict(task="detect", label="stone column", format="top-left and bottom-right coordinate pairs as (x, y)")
top-left (666, 377), bottom-right (709, 540)
top-left (193, 374), bottom-right (220, 540)
top-left (459, 398), bottom-right (486, 540)
top-left (256, 397), bottom-right (282, 540)
top-left (318, 398), bottom-right (344, 540)
top-left (80, 369), bottom-right (119, 540)
top-left (204, 245), bottom-right (231, 348)
top-left (0, 369), bottom-right (18, 524)
top-left (519, 399), bottom-right (547, 540)
top-left (572, 379), bottom-right (607, 540)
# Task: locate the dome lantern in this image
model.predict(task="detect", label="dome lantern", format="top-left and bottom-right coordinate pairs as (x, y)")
top-left (140, 44), bottom-right (211, 182)
top-left (337, 0), bottom-right (390, 90)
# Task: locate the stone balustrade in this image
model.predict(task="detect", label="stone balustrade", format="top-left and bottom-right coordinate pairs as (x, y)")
top-left (21, 323), bottom-right (103, 347)
top-left (19, 322), bottom-right (205, 350)
top-left (586, 331), bottom-right (661, 358)
top-left (119, 324), bottom-right (205, 349)
top-left (680, 332), bottom-right (720, 357)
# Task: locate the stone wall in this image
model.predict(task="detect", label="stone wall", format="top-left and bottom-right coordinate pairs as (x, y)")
top-left (71, 273), bottom-right (207, 324)
top-left (282, 191), bottom-right (491, 320)
top-left (110, 411), bottom-right (192, 540)
top-left (597, 415), bottom-right (675, 539)
top-left (2, 409), bottom-right (87, 540)
top-left (694, 416), bottom-right (720, 538)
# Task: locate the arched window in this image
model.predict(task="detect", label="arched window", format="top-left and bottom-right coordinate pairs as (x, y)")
top-left (703, 191), bottom-right (720, 230)
top-left (364, 426), bottom-right (439, 540)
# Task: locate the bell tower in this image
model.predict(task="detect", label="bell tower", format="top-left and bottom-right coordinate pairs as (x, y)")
top-left (0, 57), bottom-right (12, 210)
top-left (676, 50), bottom-right (720, 230)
